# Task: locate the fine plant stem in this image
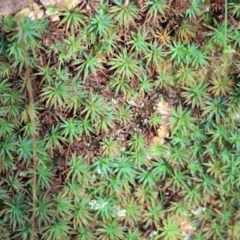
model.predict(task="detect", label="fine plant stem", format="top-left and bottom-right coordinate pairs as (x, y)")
top-left (26, 64), bottom-right (37, 240)
top-left (17, 17), bottom-right (37, 239)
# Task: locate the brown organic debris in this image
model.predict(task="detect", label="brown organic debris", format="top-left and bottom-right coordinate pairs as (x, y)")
top-left (152, 98), bottom-right (173, 146)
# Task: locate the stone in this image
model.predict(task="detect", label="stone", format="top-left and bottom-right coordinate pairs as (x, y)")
top-left (0, 0), bottom-right (33, 17)
top-left (59, 0), bottom-right (82, 9)
top-left (15, 7), bottom-right (31, 18)
top-left (40, 0), bottom-right (65, 6)
top-left (15, 3), bottom-right (44, 20)
top-left (50, 15), bottom-right (60, 22)
top-left (0, 0), bottom-right (83, 18)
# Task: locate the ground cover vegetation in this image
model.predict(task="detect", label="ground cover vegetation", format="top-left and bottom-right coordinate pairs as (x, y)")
top-left (0, 0), bottom-right (240, 239)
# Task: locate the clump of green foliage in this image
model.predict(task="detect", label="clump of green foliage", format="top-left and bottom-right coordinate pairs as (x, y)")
top-left (1, 0), bottom-right (240, 239)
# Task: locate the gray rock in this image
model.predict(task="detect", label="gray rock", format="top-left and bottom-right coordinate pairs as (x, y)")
top-left (40, 0), bottom-right (65, 6)
top-left (0, 0), bottom-right (33, 17)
